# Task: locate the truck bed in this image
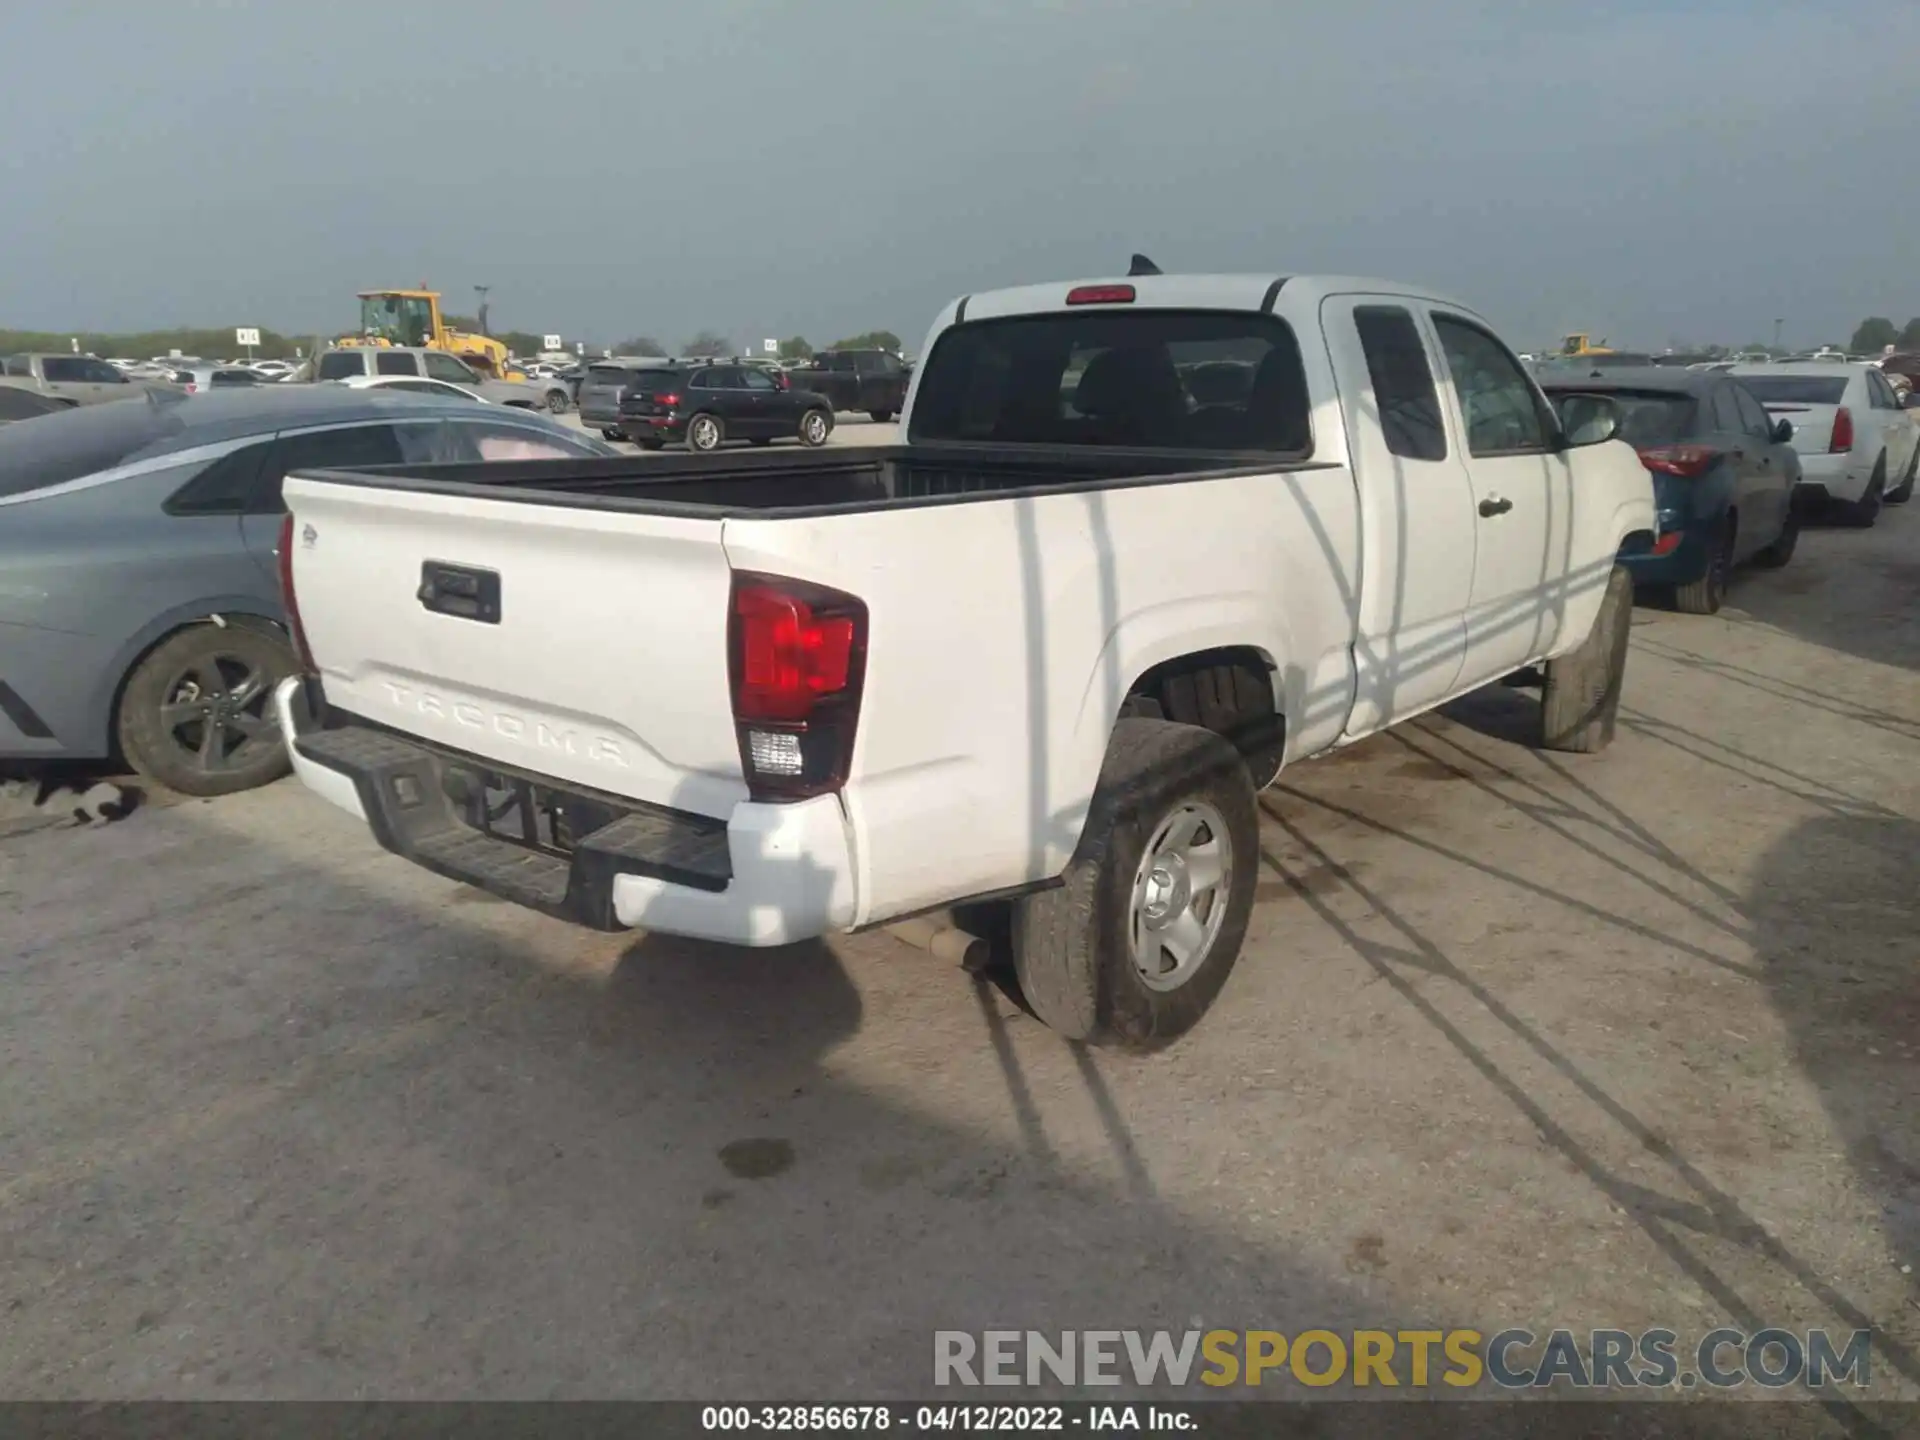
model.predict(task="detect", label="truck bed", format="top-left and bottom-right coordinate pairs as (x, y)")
top-left (319, 444), bottom-right (1311, 518)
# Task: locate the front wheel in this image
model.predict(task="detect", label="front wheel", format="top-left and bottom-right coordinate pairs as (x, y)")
top-left (1540, 563), bottom-right (1632, 754)
top-left (544, 389), bottom-right (568, 414)
top-left (798, 408), bottom-right (831, 447)
top-left (1012, 719), bottom-right (1258, 1052)
top-left (116, 623), bottom-right (295, 796)
top-left (686, 413), bottom-right (724, 452)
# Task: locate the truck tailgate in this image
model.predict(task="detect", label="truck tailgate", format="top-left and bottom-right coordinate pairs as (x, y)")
top-left (283, 475), bottom-right (748, 818)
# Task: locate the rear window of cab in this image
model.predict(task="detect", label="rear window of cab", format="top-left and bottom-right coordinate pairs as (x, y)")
top-left (908, 310), bottom-right (1311, 454)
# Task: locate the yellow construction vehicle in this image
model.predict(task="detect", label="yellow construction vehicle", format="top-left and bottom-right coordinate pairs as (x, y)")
top-left (337, 287), bottom-right (525, 379)
top-left (1558, 333), bottom-right (1616, 358)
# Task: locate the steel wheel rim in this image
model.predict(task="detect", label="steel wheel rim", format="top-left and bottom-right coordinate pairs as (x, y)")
top-left (159, 653), bottom-right (279, 773)
top-left (1129, 800), bottom-right (1233, 992)
top-left (691, 417), bottom-right (718, 449)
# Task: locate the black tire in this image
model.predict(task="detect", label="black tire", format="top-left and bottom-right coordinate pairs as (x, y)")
top-left (1540, 563), bottom-right (1632, 754)
top-left (116, 623), bottom-right (294, 797)
top-left (1839, 457), bottom-right (1885, 527)
top-left (1011, 719), bottom-right (1258, 1052)
top-left (1672, 514), bottom-right (1734, 614)
top-left (686, 412), bottom-right (724, 452)
top-left (798, 408), bottom-right (831, 447)
top-left (868, 409), bottom-right (895, 423)
top-left (1751, 509), bottom-right (1799, 569)
top-left (1887, 445), bottom-right (1917, 504)
top-left (600, 428), bottom-right (623, 442)
top-left (544, 388), bottom-right (568, 414)
top-left (636, 437), bottom-right (665, 451)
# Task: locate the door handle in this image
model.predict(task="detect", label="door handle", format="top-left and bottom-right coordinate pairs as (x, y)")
top-left (1478, 495), bottom-right (1513, 517)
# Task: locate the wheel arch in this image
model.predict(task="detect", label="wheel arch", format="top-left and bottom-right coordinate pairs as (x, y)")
top-left (91, 601), bottom-right (286, 758)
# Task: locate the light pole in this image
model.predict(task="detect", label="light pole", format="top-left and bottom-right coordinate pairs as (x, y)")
top-left (474, 285), bottom-right (491, 337)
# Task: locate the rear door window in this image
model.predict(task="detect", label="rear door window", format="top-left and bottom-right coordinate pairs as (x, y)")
top-left (423, 352), bottom-right (476, 384)
top-left (41, 357), bottom-right (89, 383)
top-left (445, 420), bottom-right (605, 461)
top-left (316, 351), bottom-right (365, 381)
top-left (1731, 386), bottom-right (1773, 438)
top-left (1354, 305), bottom-right (1446, 461)
top-left (910, 309), bottom-right (1312, 452)
top-left (256, 424), bottom-right (405, 513)
top-left (374, 350), bottom-right (419, 377)
top-left (1708, 387), bottom-right (1745, 434)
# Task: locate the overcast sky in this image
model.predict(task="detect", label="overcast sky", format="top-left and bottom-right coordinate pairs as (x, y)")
top-left (2, 0), bottom-right (1910, 353)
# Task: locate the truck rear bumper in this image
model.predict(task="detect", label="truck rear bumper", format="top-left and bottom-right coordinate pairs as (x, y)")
top-left (274, 677), bottom-right (857, 945)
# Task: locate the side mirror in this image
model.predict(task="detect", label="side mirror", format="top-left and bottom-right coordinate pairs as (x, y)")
top-left (1555, 393), bottom-right (1623, 447)
top-left (1772, 417), bottom-right (1794, 443)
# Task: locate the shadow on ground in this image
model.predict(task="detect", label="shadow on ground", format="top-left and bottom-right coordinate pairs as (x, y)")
top-left (1749, 814), bottom-right (1920, 1277)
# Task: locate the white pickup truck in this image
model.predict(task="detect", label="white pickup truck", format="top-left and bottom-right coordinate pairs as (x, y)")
top-left (274, 272), bottom-right (1655, 1050)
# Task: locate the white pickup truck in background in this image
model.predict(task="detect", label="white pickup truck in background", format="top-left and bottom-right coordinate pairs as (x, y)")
top-left (274, 271), bottom-right (1655, 1050)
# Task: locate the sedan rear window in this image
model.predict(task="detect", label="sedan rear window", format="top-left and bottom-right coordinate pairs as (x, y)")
top-left (910, 310), bottom-right (1311, 452)
top-left (316, 351), bottom-right (365, 381)
top-left (622, 369), bottom-right (681, 394)
top-left (1734, 375), bottom-right (1849, 404)
top-left (0, 397), bottom-right (186, 497)
top-left (586, 365), bottom-right (633, 385)
top-left (1545, 389), bottom-right (1695, 446)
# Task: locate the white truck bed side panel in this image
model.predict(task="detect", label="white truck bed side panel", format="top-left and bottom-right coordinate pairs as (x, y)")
top-left (722, 466), bottom-right (1360, 927)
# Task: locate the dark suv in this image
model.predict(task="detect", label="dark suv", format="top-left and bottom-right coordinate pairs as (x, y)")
top-left (616, 364), bottom-right (835, 451)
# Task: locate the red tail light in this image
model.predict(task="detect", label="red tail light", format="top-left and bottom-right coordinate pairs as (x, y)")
top-left (728, 572), bottom-right (867, 801)
top-left (1829, 406), bottom-right (1853, 453)
top-left (1637, 443), bottom-right (1719, 478)
top-left (1650, 531), bottom-right (1684, 556)
top-left (655, 392), bottom-right (681, 407)
top-left (277, 513), bottom-right (317, 673)
top-left (1066, 284), bottom-right (1136, 305)
top-left (182, 383), bottom-right (197, 394)
top-left (776, 373), bottom-right (791, 390)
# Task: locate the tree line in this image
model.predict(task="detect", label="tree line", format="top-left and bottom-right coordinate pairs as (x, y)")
top-left (1847, 317), bottom-right (1920, 355)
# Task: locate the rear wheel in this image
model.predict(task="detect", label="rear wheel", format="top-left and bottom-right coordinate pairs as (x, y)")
top-left (116, 624), bottom-right (294, 797)
top-left (687, 413), bottom-right (724, 452)
top-left (1540, 563), bottom-right (1632, 754)
top-left (544, 388), bottom-right (568, 414)
top-left (1012, 719), bottom-right (1257, 1052)
top-left (1752, 510), bottom-right (1799, 568)
top-left (798, 409), bottom-right (831, 447)
top-left (1839, 457), bottom-right (1886, 527)
top-left (1673, 515), bottom-right (1734, 614)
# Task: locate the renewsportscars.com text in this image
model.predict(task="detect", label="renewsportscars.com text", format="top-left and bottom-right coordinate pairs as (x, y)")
top-left (934, 1328), bottom-right (1872, 1391)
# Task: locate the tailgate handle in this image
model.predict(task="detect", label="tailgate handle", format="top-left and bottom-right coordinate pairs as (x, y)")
top-left (418, 561), bottom-right (501, 624)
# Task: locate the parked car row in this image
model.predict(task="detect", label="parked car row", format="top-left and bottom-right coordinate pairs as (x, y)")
top-left (1539, 359), bottom-right (1916, 613)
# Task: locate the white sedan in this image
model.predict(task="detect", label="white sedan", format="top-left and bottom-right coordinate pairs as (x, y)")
top-left (1728, 362), bottom-right (1918, 523)
top-left (333, 374), bottom-right (491, 404)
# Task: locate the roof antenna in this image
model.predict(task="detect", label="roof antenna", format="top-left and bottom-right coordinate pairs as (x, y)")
top-left (1128, 253), bottom-right (1162, 277)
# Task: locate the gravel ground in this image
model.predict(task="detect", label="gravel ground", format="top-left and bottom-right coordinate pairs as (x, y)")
top-left (1, 496), bottom-right (1915, 1427)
